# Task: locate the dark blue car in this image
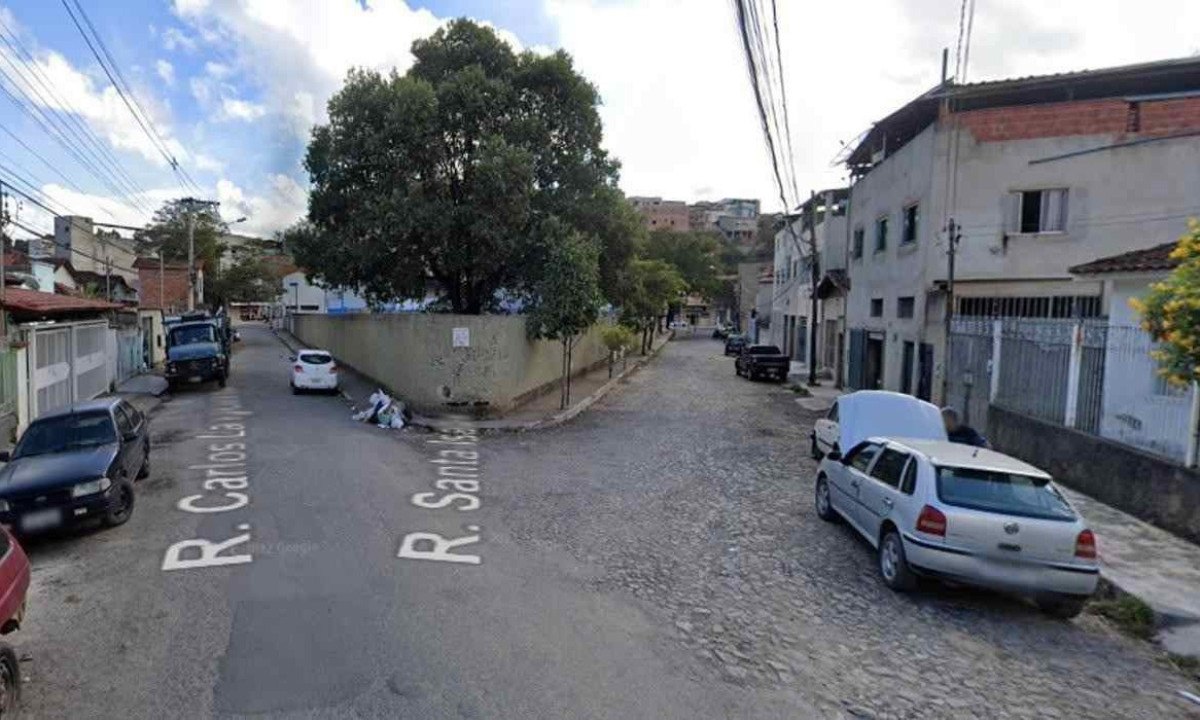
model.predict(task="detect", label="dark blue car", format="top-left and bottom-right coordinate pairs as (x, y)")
top-left (165, 320), bottom-right (229, 389)
top-left (0, 398), bottom-right (149, 534)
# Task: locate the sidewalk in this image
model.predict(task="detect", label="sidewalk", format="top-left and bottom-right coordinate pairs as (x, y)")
top-left (272, 327), bottom-right (672, 432)
top-left (1058, 486), bottom-right (1200, 657)
top-left (114, 373), bottom-right (169, 416)
top-left (791, 380), bottom-right (845, 413)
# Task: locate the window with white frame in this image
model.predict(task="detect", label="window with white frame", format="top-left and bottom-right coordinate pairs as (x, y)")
top-left (1009, 189), bottom-right (1068, 233)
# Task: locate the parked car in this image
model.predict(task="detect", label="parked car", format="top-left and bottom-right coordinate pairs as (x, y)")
top-left (712, 324), bottom-right (732, 340)
top-left (0, 398), bottom-right (148, 534)
top-left (164, 319), bottom-right (229, 390)
top-left (291, 350), bottom-right (340, 394)
top-left (723, 334), bottom-right (747, 356)
top-left (0, 526), bottom-right (29, 715)
top-left (811, 399), bottom-right (840, 459)
top-left (813, 391), bottom-right (1098, 618)
top-left (735, 344), bottom-right (790, 382)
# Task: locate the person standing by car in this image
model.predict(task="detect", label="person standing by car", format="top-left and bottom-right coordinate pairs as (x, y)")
top-left (942, 406), bottom-right (989, 448)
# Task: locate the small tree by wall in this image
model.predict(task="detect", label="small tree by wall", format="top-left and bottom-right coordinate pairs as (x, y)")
top-left (1131, 220), bottom-right (1200, 386)
top-left (601, 325), bottom-right (636, 378)
top-left (620, 259), bottom-right (685, 354)
top-left (528, 223), bottom-right (602, 409)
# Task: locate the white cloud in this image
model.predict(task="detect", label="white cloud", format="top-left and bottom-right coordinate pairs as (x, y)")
top-left (547, 0), bottom-right (1200, 210)
top-left (155, 59), bottom-right (175, 86)
top-left (192, 152), bottom-right (224, 172)
top-left (171, 0), bottom-right (446, 137)
top-left (219, 97), bottom-right (267, 121)
top-left (189, 75), bottom-right (213, 104)
top-left (204, 61), bottom-right (232, 79)
top-left (216, 174), bottom-right (307, 237)
top-left (161, 26), bottom-right (197, 52)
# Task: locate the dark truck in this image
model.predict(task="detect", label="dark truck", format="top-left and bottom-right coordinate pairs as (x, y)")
top-left (735, 344), bottom-right (791, 383)
top-left (164, 319), bottom-right (229, 389)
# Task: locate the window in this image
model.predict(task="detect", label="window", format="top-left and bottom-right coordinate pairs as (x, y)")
top-left (902, 204), bottom-right (919, 244)
top-left (869, 449), bottom-right (910, 488)
top-left (1010, 189), bottom-right (1068, 233)
top-left (852, 227), bottom-right (864, 258)
top-left (847, 443), bottom-right (881, 472)
top-left (897, 296), bottom-right (915, 319)
top-left (899, 460), bottom-right (918, 495)
top-left (300, 353), bottom-right (334, 365)
top-left (15, 412), bottom-right (116, 458)
top-left (874, 215), bottom-right (888, 252)
top-left (870, 298), bottom-right (884, 318)
top-left (170, 325), bottom-right (216, 346)
top-left (935, 466), bottom-right (1076, 521)
top-left (114, 406), bottom-right (134, 437)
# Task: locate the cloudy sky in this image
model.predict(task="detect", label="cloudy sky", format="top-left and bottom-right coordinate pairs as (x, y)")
top-left (0, 0), bottom-right (1197, 241)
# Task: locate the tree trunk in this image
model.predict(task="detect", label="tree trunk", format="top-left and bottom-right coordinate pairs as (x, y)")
top-left (566, 336), bottom-right (573, 407)
top-left (560, 339), bottom-right (569, 410)
top-left (608, 351), bottom-right (614, 379)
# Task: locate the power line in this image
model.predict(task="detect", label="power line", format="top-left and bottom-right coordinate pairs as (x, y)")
top-left (0, 122), bottom-right (90, 199)
top-left (0, 14), bottom-right (154, 210)
top-left (61, 0), bottom-right (205, 196)
top-left (8, 217), bottom-right (139, 275)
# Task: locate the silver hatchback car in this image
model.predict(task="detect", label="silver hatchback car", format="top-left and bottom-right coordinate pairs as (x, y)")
top-left (814, 393), bottom-right (1099, 618)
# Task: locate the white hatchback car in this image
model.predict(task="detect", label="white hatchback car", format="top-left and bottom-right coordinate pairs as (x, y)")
top-left (813, 392), bottom-right (1098, 618)
top-left (291, 349), bottom-right (339, 394)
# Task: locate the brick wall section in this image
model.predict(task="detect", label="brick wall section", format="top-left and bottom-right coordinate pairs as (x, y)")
top-left (138, 266), bottom-right (190, 312)
top-left (953, 96), bottom-right (1200, 142)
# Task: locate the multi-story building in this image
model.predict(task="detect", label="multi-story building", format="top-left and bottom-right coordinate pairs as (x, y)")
top-left (689, 198), bottom-right (761, 247)
top-left (53, 216), bottom-right (138, 284)
top-left (629, 196), bottom-right (690, 232)
top-left (842, 56), bottom-right (1200, 402)
top-left (770, 189), bottom-right (849, 382)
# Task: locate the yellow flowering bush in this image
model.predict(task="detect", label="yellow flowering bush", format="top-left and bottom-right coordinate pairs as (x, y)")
top-left (1131, 220), bottom-right (1200, 385)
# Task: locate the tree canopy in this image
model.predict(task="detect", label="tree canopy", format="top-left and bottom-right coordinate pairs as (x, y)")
top-left (638, 230), bottom-right (723, 298)
top-left (294, 19), bottom-right (628, 314)
top-left (1132, 220), bottom-right (1200, 386)
top-left (135, 199), bottom-right (228, 272)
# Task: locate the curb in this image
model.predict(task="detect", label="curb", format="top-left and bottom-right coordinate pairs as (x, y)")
top-left (275, 325), bottom-right (673, 433)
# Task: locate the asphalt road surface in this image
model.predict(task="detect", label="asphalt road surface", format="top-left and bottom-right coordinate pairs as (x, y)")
top-left (13, 325), bottom-right (1200, 719)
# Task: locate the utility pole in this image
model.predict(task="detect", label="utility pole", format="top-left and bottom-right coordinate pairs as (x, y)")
top-left (940, 219), bottom-right (961, 403)
top-left (159, 249), bottom-right (165, 314)
top-left (186, 205), bottom-right (197, 311)
top-left (807, 190), bottom-right (820, 386)
top-left (0, 181), bottom-right (6, 345)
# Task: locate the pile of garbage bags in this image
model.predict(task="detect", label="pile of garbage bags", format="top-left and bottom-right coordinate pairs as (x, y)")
top-left (353, 389), bottom-right (411, 429)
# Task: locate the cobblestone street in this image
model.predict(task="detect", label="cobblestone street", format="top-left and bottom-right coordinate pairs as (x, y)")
top-left (489, 335), bottom-right (1200, 719)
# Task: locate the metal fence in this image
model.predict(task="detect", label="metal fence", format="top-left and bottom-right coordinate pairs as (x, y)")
top-left (950, 317), bottom-right (1197, 464)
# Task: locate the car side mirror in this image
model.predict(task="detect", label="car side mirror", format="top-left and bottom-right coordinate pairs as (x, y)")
top-left (288, 355), bottom-right (296, 362)
top-left (0, 451), bottom-right (9, 462)
top-left (123, 431), bottom-right (139, 443)
top-left (825, 450), bottom-right (843, 463)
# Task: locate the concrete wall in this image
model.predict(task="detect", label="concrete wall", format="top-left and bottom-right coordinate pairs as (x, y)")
top-left (988, 404), bottom-right (1200, 544)
top-left (292, 313), bottom-right (612, 415)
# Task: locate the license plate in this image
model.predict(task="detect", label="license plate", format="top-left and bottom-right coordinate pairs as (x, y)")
top-left (21, 508), bottom-right (61, 532)
top-left (189, 375), bottom-right (203, 383)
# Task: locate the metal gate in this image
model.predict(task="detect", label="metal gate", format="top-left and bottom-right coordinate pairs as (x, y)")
top-left (115, 327), bottom-right (143, 383)
top-left (28, 321), bottom-right (113, 419)
top-left (946, 318), bottom-right (993, 432)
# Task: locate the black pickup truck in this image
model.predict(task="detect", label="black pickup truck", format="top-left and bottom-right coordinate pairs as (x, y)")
top-left (735, 344), bottom-right (791, 383)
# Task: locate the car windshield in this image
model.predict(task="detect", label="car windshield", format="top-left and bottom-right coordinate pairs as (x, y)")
top-left (16, 411), bottom-right (116, 458)
top-left (300, 353), bottom-right (333, 365)
top-left (935, 465), bottom-right (1076, 521)
top-left (171, 325), bottom-right (216, 346)
top-left (749, 345), bottom-right (781, 354)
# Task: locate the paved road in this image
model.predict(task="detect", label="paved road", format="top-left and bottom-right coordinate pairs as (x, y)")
top-left (14, 326), bottom-right (1200, 719)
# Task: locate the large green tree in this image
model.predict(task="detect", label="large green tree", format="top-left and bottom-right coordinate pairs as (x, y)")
top-left (620, 259), bottom-right (685, 353)
top-left (209, 255), bottom-right (280, 306)
top-left (135, 199), bottom-right (229, 273)
top-left (638, 230), bottom-right (723, 307)
top-left (296, 19), bottom-right (627, 314)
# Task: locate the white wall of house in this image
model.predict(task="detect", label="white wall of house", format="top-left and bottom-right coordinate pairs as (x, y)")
top-left (846, 118), bottom-right (1200, 399)
top-left (1094, 274), bottom-right (1195, 462)
top-left (771, 199), bottom-right (848, 371)
top-left (280, 272), bottom-right (369, 314)
top-left (846, 125), bottom-right (942, 394)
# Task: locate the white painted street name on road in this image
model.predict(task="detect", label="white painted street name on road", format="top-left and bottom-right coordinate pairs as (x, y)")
top-left (162, 393), bottom-right (257, 571)
top-left (398, 427), bottom-right (483, 565)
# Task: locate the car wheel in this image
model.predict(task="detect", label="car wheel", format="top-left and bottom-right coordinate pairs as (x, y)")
top-left (810, 435), bottom-right (822, 460)
top-left (1037, 595), bottom-right (1088, 619)
top-left (815, 475), bottom-right (838, 522)
top-left (218, 373), bottom-right (227, 388)
top-left (137, 448), bottom-right (150, 480)
top-left (103, 481), bottom-right (135, 527)
top-left (0, 643), bottom-right (20, 718)
top-left (879, 528), bottom-right (917, 591)
top-left (291, 383), bottom-right (300, 395)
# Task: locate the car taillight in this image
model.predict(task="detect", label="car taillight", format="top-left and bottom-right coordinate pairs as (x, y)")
top-left (1075, 529), bottom-right (1097, 559)
top-left (294, 364), bottom-right (303, 373)
top-left (915, 505), bottom-right (947, 536)
top-left (329, 363), bottom-right (338, 373)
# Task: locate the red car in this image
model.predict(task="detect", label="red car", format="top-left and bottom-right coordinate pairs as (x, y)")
top-left (0, 527), bottom-right (29, 715)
